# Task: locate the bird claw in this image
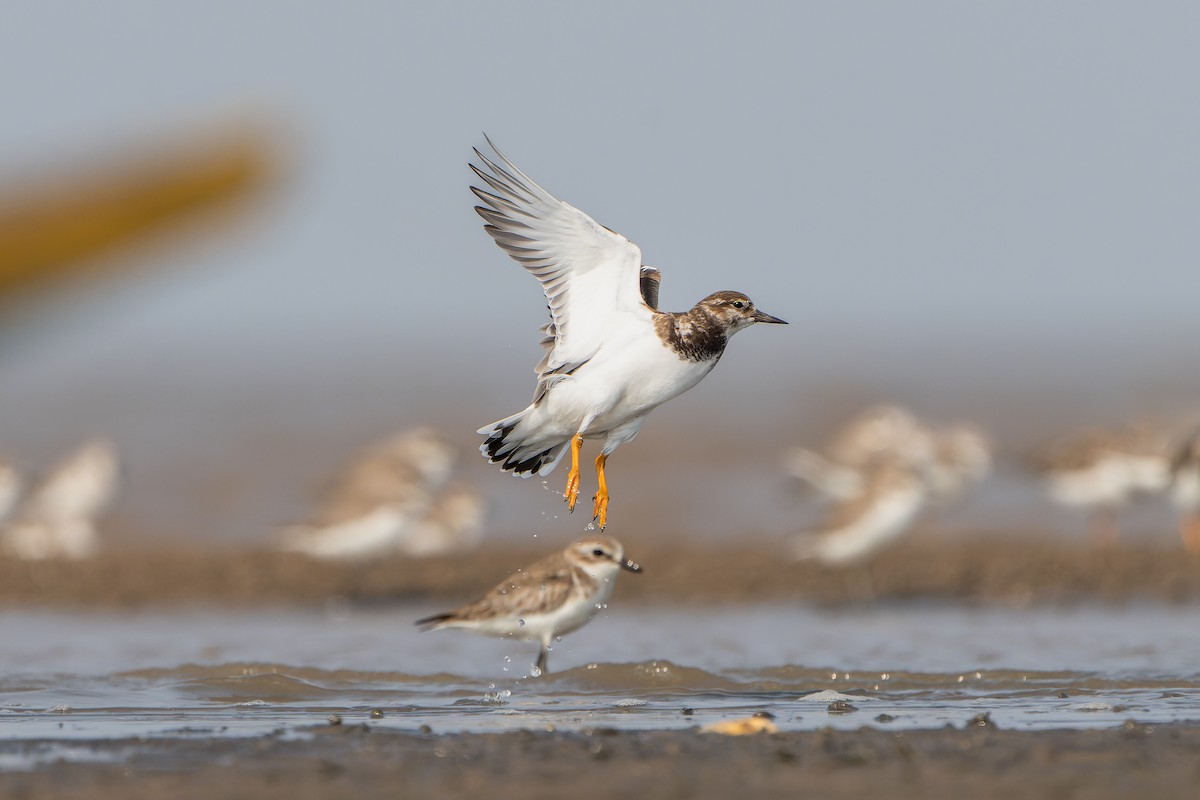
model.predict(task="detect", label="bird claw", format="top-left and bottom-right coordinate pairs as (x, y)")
top-left (591, 492), bottom-right (608, 530)
top-left (564, 472), bottom-right (580, 512)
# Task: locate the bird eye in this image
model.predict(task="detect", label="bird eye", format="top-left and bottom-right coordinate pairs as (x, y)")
top-left (592, 548), bottom-right (605, 557)
top-left (732, 301), bottom-right (745, 309)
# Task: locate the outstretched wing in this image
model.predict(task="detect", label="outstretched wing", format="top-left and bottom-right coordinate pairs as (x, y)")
top-left (471, 138), bottom-right (653, 381)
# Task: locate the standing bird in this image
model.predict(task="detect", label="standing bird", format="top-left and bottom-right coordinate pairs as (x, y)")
top-left (0, 458), bottom-right (21, 525)
top-left (0, 439), bottom-right (119, 560)
top-left (1033, 424), bottom-right (1171, 545)
top-left (1169, 429), bottom-right (1200, 553)
top-left (789, 459), bottom-right (928, 567)
top-left (0, 455), bottom-right (20, 525)
top-left (415, 536), bottom-right (641, 674)
top-left (278, 427), bottom-right (482, 560)
top-left (472, 139), bottom-right (787, 528)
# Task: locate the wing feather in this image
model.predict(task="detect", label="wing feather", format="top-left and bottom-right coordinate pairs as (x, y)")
top-left (471, 138), bottom-right (653, 379)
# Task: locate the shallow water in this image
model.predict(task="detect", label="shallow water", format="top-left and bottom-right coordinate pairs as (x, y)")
top-left (1, 603), bottom-right (1198, 750)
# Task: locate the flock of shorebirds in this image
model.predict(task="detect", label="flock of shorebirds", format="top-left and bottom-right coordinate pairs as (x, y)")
top-left (5, 139), bottom-right (1198, 674)
top-left (783, 405), bottom-right (1200, 566)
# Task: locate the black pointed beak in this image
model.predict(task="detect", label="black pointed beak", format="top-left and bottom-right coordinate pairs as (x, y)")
top-left (752, 309), bottom-right (787, 324)
top-left (619, 557), bottom-right (642, 574)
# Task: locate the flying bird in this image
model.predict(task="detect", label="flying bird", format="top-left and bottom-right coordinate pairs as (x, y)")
top-left (472, 139), bottom-right (787, 528)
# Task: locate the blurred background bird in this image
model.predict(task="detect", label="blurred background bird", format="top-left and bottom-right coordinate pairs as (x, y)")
top-left (1032, 423), bottom-right (1172, 546)
top-left (278, 427), bottom-right (486, 560)
top-left (789, 457), bottom-right (928, 567)
top-left (1168, 428), bottom-right (1200, 553)
top-left (0, 458), bottom-right (22, 526)
top-left (0, 439), bottom-right (120, 560)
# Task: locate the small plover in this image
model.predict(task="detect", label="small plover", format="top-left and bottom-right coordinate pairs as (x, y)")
top-left (1034, 424), bottom-right (1171, 544)
top-left (279, 428), bottom-right (485, 560)
top-left (0, 439), bottom-right (119, 560)
top-left (415, 536), bottom-right (641, 674)
top-left (789, 459), bottom-right (927, 566)
top-left (471, 139), bottom-right (786, 528)
top-left (1169, 429), bottom-right (1200, 553)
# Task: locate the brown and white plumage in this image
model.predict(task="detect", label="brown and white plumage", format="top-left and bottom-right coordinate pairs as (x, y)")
top-left (789, 460), bottom-right (927, 566)
top-left (1033, 423), bottom-right (1171, 544)
top-left (826, 406), bottom-right (934, 469)
top-left (415, 536), bottom-right (641, 674)
top-left (786, 408), bottom-right (990, 504)
top-left (924, 424), bottom-right (992, 502)
top-left (399, 481), bottom-right (487, 557)
top-left (279, 428), bottom-right (485, 560)
top-left (0, 439), bottom-right (119, 560)
top-left (0, 458), bottom-right (20, 526)
top-left (1169, 429), bottom-right (1200, 553)
top-left (472, 138), bottom-right (786, 527)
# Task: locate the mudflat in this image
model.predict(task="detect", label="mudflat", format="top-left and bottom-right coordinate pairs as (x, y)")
top-left (4, 721), bottom-right (1199, 800)
top-left (0, 534), bottom-right (1197, 609)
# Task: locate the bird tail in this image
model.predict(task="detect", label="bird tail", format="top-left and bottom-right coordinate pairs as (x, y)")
top-left (477, 408), bottom-right (569, 477)
top-left (414, 612), bottom-right (459, 631)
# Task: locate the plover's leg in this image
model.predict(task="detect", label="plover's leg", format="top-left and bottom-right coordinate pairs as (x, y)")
top-left (535, 643), bottom-right (550, 675)
top-left (1181, 513), bottom-right (1200, 554)
top-left (563, 434), bottom-right (584, 512)
top-left (592, 454), bottom-right (609, 529)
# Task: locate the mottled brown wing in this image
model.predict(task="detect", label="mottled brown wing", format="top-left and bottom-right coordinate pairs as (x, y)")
top-left (452, 553), bottom-right (577, 621)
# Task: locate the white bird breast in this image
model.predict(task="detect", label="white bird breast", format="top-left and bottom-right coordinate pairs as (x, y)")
top-left (542, 322), bottom-right (718, 438)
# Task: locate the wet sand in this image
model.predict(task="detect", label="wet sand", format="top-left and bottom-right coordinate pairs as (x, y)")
top-left (4, 537), bottom-right (1200, 797)
top-left (4, 721), bottom-right (1200, 799)
top-left (1, 534), bottom-right (1198, 609)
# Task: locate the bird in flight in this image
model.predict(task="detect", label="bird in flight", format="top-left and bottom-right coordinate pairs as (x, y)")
top-left (472, 138), bottom-right (787, 529)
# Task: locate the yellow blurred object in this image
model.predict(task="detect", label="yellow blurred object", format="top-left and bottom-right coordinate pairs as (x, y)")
top-left (700, 716), bottom-right (779, 736)
top-left (0, 124), bottom-right (276, 299)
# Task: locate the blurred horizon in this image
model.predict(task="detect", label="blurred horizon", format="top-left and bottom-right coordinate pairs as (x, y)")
top-left (1, 2), bottom-right (1198, 544)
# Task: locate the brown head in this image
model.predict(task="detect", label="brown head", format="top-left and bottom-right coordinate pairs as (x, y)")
top-left (695, 291), bottom-right (787, 334)
top-left (565, 536), bottom-right (643, 579)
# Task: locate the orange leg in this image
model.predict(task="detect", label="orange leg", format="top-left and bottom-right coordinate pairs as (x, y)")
top-left (563, 434), bottom-right (583, 512)
top-left (592, 453), bottom-right (609, 529)
top-left (1182, 514), bottom-right (1200, 555)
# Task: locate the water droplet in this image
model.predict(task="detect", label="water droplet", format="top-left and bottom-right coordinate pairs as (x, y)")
top-left (518, 619), bottom-right (526, 627)
top-left (530, 666), bottom-right (542, 678)
top-left (555, 636), bottom-right (563, 643)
